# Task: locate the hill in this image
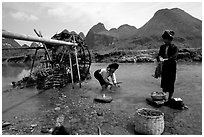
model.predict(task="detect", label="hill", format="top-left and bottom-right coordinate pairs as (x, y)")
top-left (2, 38), bottom-right (23, 57)
top-left (85, 23), bottom-right (138, 50)
top-left (2, 37), bottom-right (39, 58)
top-left (133, 8), bottom-right (202, 49)
top-left (85, 8), bottom-right (202, 52)
top-left (2, 37), bottom-right (21, 49)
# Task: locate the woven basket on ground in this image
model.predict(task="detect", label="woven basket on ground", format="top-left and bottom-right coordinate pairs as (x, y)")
top-left (151, 91), bottom-right (166, 101)
top-left (134, 108), bottom-right (164, 135)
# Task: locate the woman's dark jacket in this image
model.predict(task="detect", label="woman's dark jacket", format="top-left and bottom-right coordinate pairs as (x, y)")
top-left (156, 43), bottom-right (179, 92)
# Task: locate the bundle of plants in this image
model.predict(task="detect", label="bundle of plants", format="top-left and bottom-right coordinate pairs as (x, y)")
top-left (138, 108), bottom-right (163, 117)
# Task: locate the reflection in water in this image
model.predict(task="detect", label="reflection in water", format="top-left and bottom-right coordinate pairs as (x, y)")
top-left (2, 63), bottom-right (31, 78)
top-left (17, 69), bottom-right (30, 80)
top-left (2, 63), bottom-right (31, 90)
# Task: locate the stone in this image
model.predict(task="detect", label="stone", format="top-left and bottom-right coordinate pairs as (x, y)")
top-left (49, 128), bottom-right (54, 134)
top-left (69, 118), bottom-right (78, 124)
top-left (52, 126), bottom-right (70, 135)
top-left (56, 104), bottom-right (61, 106)
top-left (56, 115), bottom-right (65, 126)
top-left (2, 122), bottom-right (11, 128)
top-left (97, 111), bottom-right (103, 116)
top-left (3, 132), bottom-right (10, 135)
top-left (41, 127), bottom-right (49, 133)
top-left (11, 127), bottom-right (18, 131)
top-left (54, 107), bottom-right (61, 111)
top-left (30, 124), bottom-right (38, 127)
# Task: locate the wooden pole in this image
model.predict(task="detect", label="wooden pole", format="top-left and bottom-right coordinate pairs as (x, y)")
top-left (34, 29), bottom-right (52, 68)
top-left (2, 30), bottom-right (77, 46)
top-left (34, 29), bottom-right (51, 61)
top-left (73, 36), bottom-right (81, 88)
top-left (69, 52), bottom-right (74, 89)
top-left (30, 49), bottom-right (38, 77)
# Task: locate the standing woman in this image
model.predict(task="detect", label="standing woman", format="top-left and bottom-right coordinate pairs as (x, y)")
top-left (157, 30), bottom-right (179, 101)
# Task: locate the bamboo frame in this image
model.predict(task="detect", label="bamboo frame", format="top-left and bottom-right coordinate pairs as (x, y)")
top-left (34, 29), bottom-right (51, 61)
top-left (2, 30), bottom-right (77, 46)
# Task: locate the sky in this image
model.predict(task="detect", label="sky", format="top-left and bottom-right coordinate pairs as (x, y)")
top-left (1, 0), bottom-right (202, 45)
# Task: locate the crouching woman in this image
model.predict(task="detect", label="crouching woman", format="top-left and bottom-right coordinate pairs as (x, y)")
top-left (94, 63), bottom-right (119, 92)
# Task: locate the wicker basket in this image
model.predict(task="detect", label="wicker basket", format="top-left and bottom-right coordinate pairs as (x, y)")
top-left (151, 91), bottom-right (166, 101)
top-left (134, 108), bottom-right (164, 135)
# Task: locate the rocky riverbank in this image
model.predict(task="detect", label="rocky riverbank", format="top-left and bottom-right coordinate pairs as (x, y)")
top-left (3, 48), bottom-right (202, 64)
top-left (2, 85), bottom-right (135, 135)
top-left (1, 84), bottom-right (186, 135)
top-left (93, 48), bottom-right (202, 63)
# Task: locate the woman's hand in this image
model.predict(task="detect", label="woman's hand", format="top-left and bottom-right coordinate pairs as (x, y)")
top-left (160, 57), bottom-right (168, 62)
top-left (106, 82), bottom-right (113, 86)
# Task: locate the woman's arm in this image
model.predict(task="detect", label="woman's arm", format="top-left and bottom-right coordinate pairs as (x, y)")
top-left (100, 69), bottom-right (113, 85)
top-left (104, 78), bottom-right (113, 85)
top-left (168, 46), bottom-right (178, 60)
top-left (156, 46), bottom-right (163, 62)
top-left (110, 73), bottom-right (117, 85)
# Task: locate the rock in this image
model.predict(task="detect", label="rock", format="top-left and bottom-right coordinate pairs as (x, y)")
top-left (59, 97), bottom-right (63, 100)
top-left (48, 128), bottom-right (54, 134)
top-left (136, 56), bottom-right (154, 63)
top-left (3, 132), bottom-right (10, 135)
top-left (54, 107), bottom-right (61, 111)
top-left (41, 127), bottom-right (49, 133)
top-left (52, 125), bottom-right (70, 135)
top-left (177, 52), bottom-right (191, 60)
top-left (69, 118), bottom-right (78, 124)
top-left (2, 122), bottom-right (11, 128)
top-left (97, 111), bottom-right (103, 116)
top-left (14, 116), bottom-right (18, 119)
top-left (24, 128), bottom-right (31, 133)
top-left (11, 127), bottom-right (18, 131)
top-left (114, 126), bottom-right (130, 135)
top-left (193, 54), bottom-right (202, 61)
top-left (62, 94), bottom-right (67, 98)
top-left (118, 56), bottom-right (136, 63)
top-left (81, 95), bottom-right (89, 98)
top-left (30, 124), bottom-right (38, 127)
top-left (56, 104), bottom-right (61, 106)
top-left (56, 115), bottom-right (65, 126)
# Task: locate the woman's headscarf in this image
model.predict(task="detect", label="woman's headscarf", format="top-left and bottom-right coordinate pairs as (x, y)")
top-left (162, 30), bottom-right (175, 41)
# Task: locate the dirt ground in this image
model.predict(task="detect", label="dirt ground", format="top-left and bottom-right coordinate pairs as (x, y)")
top-left (2, 63), bottom-right (202, 135)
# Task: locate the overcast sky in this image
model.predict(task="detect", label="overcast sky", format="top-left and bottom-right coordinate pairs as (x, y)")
top-left (2, 1), bottom-right (202, 45)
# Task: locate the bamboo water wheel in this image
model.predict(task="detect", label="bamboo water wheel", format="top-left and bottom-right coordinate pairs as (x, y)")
top-left (35, 29), bottom-right (91, 89)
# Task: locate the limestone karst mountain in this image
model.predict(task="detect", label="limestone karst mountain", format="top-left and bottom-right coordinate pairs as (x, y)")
top-left (85, 8), bottom-right (202, 51)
